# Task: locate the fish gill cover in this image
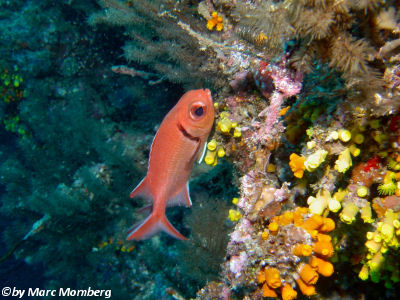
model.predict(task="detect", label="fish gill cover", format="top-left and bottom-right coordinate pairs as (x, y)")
top-left (1, 0), bottom-right (400, 299)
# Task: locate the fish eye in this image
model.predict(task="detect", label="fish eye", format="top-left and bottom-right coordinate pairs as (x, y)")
top-left (195, 106), bottom-right (203, 116)
top-left (190, 103), bottom-right (206, 120)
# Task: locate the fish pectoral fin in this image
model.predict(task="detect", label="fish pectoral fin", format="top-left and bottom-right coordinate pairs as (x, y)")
top-left (197, 141), bottom-right (207, 164)
top-left (167, 183), bottom-right (192, 208)
top-left (130, 177), bottom-right (152, 201)
top-left (126, 214), bottom-right (187, 241)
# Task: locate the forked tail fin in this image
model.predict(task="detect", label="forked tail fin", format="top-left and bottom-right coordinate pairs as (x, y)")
top-left (126, 214), bottom-right (187, 241)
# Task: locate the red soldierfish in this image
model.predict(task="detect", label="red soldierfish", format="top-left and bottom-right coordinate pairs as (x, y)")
top-left (127, 89), bottom-right (214, 240)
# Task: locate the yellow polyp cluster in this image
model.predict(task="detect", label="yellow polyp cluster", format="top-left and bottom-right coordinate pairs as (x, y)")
top-left (325, 130), bottom-right (339, 141)
top-left (257, 208), bottom-right (335, 299)
top-left (216, 112), bottom-right (241, 137)
top-left (304, 149), bottom-right (328, 172)
top-left (387, 157), bottom-right (400, 171)
top-left (361, 202), bottom-right (374, 223)
top-left (307, 189), bottom-right (346, 215)
top-left (352, 133), bottom-right (365, 144)
top-left (228, 209), bottom-right (242, 222)
top-left (357, 186), bottom-right (369, 198)
top-left (289, 153), bottom-right (306, 178)
top-left (377, 171), bottom-right (397, 196)
top-left (349, 144), bottom-right (361, 157)
top-left (334, 148), bottom-right (352, 173)
top-left (340, 202), bottom-right (359, 224)
top-left (360, 209), bottom-right (400, 282)
top-left (204, 138), bottom-right (226, 166)
top-left (338, 129), bottom-right (352, 142)
top-left (206, 11), bottom-right (223, 31)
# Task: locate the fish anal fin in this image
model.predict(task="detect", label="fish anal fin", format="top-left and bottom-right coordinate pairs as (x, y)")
top-left (167, 183), bottom-right (192, 208)
top-left (130, 177), bottom-right (152, 200)
top-left (137, 204), bottom-right (153, 215)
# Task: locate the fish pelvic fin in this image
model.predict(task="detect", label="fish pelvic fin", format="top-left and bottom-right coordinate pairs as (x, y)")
top-left (167, 183), bottom-right (192, 208)
top-left (126, 214), bottom-right (187, 241)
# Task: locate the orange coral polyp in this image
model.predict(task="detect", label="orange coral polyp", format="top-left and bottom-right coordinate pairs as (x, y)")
top-left (265, 267), bottom-right (282, 289)
top-left (320, 217), bottom-right (335, 232)
top-left (313, 240), bottom-right (334, 258)
top-left (302, 214), bottom-right (323, 231)
top-left (299, 263), bottom-right (319, 285)
top-left (206, 12), bottom-right (223, 31)
top-left (279, 211), bottom-right (294, 225)
top-left (262, 282), bottom-right (278, 297)
top-left (316, 233), bottom-right (332, 243)
top-left (310, 256), bottom-right (334, 277)
top-left (293, 244), bottom-right (313, 256)
top-left (281, 284), bottom-right (297, 300)
top-left (257, 269), bottom-right (266, 283)
top-left (261, 231), bottom-right (269, 240)
top-left (293, 211), bottom-right (304, 226)
top-left (296, 277), bottom-right (316, 296)
top-left (268, 221), bottom-right (279, 234)
top-left (289, 153), bottom-right (306, 178)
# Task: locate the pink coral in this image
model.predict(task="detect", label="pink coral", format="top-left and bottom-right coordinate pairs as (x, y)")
top-left (230, 218), bottom-right (253, 243)
top-left (229, 251), bottom-right (248, 278)
top-left (254, 59), bottom-right (302, 98)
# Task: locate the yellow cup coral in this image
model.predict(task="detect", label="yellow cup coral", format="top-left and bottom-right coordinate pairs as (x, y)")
top-left (304, 149), bottom-right (328, 172)
top-left (228, 209), bottom-right (242, 222)
top-left (207, 139), bottom-right (217, 151)
top-left (335, 148), bottom-right (352, 173)
top-left (340, 202), bottom-right (359, 224)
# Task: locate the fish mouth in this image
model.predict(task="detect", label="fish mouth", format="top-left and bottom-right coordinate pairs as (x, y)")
top-left (177, 123), bottom-right (200, 142)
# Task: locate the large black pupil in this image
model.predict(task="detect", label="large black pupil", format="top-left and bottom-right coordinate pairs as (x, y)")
top-left (194, 106), bottom-right (203, 116)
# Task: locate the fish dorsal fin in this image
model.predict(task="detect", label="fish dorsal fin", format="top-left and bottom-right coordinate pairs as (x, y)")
top-left (130, 177), bottom-right (153, 203)
top-left (167, 183), bottom-right (192, 208)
